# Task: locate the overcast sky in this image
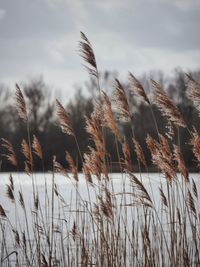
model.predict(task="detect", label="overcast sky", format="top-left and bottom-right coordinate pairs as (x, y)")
top-left (0, 0), bottom-right (200, 97)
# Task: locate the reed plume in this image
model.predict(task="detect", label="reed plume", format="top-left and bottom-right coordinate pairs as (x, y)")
top-left (190, 128), bottom-right (200, 163)
top-left (159, 134), bottom-right (173, 163)
top-left (146, 134), bottom-right (176, 182)
top-left (79, 31), bottom-right (98, 77)
top-left (129, 72), bottom-right (150, 104)
top-left (83, 148), bottom-right (102, 180)
top-left (129, 172), bottom-right (153, 208)
top-left (122, 139), bottom-right (132, 172)
top-left (173, 145), bottom-right (189, 182)
top-left (56, 99), bottom-right (74, 136)
top-left (21, 139), bottom-right (32, 173)
top-left (32, 135), bottom-right (43, 160)
top-left (113, 79), bottom-right (131, 122)
top-left (85, 103), bottom-right (104, 154)
top-left (133, 138), bottom-right (147, 167)
top-left (101, 91), bottom-right (121, 141)
top-left (185, 74), bottom-right (200, 114)
top-left (151, 80), bottom-right (186, 128)
top-left (21, 139), bottom-right (32, 164)
top-left (15, 83), bottom-right (28, 122)
top-left (100, 196), bottom-right (113, 219)
top-left (1, 138), bottom-right (18, 167)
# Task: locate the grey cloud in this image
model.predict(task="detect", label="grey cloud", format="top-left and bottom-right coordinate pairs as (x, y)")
top-left (0, 0), bottom-right (199, 95)
top-left (82, 0), bottom-right (200, 51)
top-left (0, 0), bottom-right (74, 39)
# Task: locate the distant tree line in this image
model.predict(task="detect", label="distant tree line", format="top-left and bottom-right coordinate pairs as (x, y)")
top-left (0, 69), bottom-right (200, 172)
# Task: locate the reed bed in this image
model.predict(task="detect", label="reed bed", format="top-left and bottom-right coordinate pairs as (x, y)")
top-left (0, 33), bottom-right (200, 267)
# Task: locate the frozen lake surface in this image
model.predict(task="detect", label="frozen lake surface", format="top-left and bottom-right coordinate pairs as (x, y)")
top-left (1, 172), bottom-right (200, 221)
top-left (0, 172), bottom-right (200, 266)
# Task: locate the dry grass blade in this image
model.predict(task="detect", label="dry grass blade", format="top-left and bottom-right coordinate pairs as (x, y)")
top-left (56, 99), bottom-right (74, 136)
top-left (2, 138), bottom-right (18, 167)
top-left (32, 135), bottom-right (43, 159)
top-left (101, 91), bottom-right (121, 141)
top-left (79, 31), bottom-right (98, 77)
top-left (15, 83), bottom-right (28, 122)
top-left (185, 74), bottom-right (200, 114)
top-left (129, 72), bottom-right (150, 104)
top-left (113, 79), bottom-right (131, 122)
top-left (151, 79), bottom-right (186, 128)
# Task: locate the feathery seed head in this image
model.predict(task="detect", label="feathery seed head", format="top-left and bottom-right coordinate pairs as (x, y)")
top-left (32, 135), bottom-right (43, 159)
top-left (129, 72), bottom-right (150, 104)
top-left (113, 79), bottom-right (131, 123)
top-left (79, 32), bottom-right (98, 77)
top-left (2, 138), bottom-right (18, 167)
top-left (185, 74), bottom-right (200, 114)
top-left (15, 84), bottom-right (28, 122)
top-left (56, 99), bottom-right (74, 136)
top-left (151, 79), bottom-right (186, 128)
top-left (101, 91), bottom-right (121, 141)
